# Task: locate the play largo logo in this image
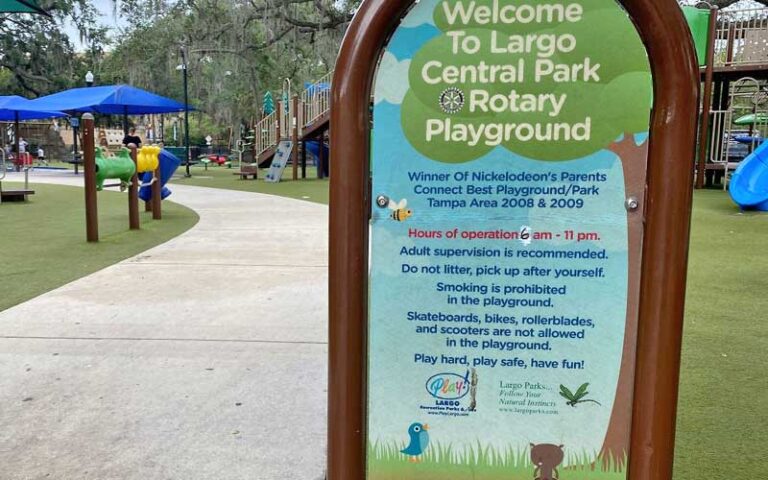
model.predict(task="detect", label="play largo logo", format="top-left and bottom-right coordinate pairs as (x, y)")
top-left (426, 371), bottom-right (470, 400)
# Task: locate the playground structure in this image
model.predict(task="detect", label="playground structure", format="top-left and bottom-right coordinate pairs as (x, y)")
top-left (247, 72), bottom-right (331, 181)
top-left (694, 4), bottom-right (768, 192)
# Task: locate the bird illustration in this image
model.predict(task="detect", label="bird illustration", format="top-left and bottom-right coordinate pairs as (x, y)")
top-left (401, 422), bottom-right (430, 462)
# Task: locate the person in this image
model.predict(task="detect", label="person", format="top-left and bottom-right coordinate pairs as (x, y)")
top-left (122, 128), bottom-right (142, 148)
top-left (15, 137), bottom-right (30, 171)
top-left (36, 146), bottom-right (47, 166)
top-left (98, 137), bottom-right (114, 156)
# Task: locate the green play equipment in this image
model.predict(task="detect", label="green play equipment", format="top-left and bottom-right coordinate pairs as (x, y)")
top-left (263, 91), bottom-right (275, 116)
top-left (682, 6), bottom-right (711, 67)
top-left (735, 113), bottom-right (768, 125)
top-left (95, 147), bottom-right (136, 191)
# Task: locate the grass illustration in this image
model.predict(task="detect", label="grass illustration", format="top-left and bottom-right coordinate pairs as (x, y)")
top-left (367, 440), bottom-right (626, 480)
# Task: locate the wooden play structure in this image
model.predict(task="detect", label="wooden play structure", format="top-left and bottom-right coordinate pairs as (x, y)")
top-left (694, 4), bottom-right (768, 188)
top-left (245, 72), bottom-right (331, 181)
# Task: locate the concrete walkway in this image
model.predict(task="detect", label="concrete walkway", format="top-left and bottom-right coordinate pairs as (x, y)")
top-left (0, 171), bottom-right (328, 480)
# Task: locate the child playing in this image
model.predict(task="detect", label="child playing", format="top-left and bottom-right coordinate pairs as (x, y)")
top-left (36, 146), bottom-right (47, 166)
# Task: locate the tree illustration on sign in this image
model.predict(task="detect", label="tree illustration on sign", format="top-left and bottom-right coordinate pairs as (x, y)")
top-left (401, 0), bottom-right (652, 163)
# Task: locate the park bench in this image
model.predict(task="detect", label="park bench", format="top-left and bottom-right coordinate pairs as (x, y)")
top-left (0, 189), bottom-right (35, 202)
top-left (234, 165), bottom-right (258, 180)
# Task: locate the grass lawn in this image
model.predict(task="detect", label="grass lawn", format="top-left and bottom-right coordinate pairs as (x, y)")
top-left (674, 189), bottom-right (768, 480)
top-left (0, 182), bottom-right (198, 312)
top-left (168, 164), bottom-right (329, 204)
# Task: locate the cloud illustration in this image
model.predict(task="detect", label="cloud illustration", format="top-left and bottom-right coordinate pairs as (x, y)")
top-left (373, 51), bottom-right (411, 105)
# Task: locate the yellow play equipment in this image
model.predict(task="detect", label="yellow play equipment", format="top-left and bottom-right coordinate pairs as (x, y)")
top-left (137, 145), bottom-right (161, 173)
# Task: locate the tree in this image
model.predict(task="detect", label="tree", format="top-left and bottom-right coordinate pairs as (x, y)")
top-left (99, 0), bottom-right (358, 129)
top-left (0, 0), bottom-right (107, 96)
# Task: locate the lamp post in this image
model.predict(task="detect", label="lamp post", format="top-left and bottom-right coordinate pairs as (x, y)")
top-left (178, 47), bottom-right (191, 177)
top-left (71, 71), bottom-right (94, 174)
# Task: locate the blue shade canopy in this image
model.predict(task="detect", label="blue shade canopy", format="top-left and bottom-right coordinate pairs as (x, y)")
top-left (0, 95), bottom-right (66, 121)
top-left (29, 85), bottom-right (191, 115)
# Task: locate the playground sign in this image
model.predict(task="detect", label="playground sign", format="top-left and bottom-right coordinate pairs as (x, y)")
top-left (329, 0), bottom-right (699, 479)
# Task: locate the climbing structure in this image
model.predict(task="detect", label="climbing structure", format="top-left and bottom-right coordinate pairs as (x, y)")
top-left (252, 71), bottom-right (332, 180)
top-left (693, 4), bottom-right (768, 188)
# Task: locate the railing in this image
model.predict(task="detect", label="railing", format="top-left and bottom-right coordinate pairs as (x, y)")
top-left (714, 7), bottom-right (768, 66)
top-left (279, 98), bottom-right (291, 138)
top-left (252, 71), bottom-right (333, 156)
top-left (708, 110), bottom-right (731, 164)
top-left (254, 110), bottom-right (277, 157)
top-left (301, 70), bottom-right (333, 127)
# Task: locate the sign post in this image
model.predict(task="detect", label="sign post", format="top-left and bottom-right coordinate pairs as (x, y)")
top-left (329, 1), bottom-right (698, 479)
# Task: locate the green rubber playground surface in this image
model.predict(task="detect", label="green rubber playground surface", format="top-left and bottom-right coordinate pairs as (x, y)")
top-left (0, 182), bottom-right (198, 312)
top-left (169, 164), bottom-right (329, 204)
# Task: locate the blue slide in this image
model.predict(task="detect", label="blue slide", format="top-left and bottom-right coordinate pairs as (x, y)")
top-left (729, 138), bottom-right (768, 211)
top-left (139, 149), bottom-right (181, 202)
top-left (305, 140), bottom-right (329, 177)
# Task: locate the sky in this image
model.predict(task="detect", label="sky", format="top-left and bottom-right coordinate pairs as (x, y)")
top-left (62, 0), bottom-right (127, 51)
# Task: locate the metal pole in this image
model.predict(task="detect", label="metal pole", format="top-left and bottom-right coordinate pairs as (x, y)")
top-left (292, 95), bottom-right (299, 181)
top-left (696, 6), bottom-right (719, 189)
top-left (128, 145), bottom-right (140, 230)
top-left (1, 144), bottom-right (6, 205)
top-left (151, 162), bottom-right (162, 220)
top-left (318, 133), bottom-right (325, 180)
top-left (73, 122), bottom-right (80, 174)
top-left (82, 113), bottom-right (98, 242)
top-left (182, 47), bottom-right (191, 177)
top-left (13, 113), bottom-right (20, 172)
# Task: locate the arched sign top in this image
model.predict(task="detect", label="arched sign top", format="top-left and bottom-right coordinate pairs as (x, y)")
top-left (329, 1), bottom-right (698, 479)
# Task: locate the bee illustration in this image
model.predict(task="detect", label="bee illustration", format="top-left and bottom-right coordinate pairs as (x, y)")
top-left (388, 198), bottom-right (412, 222)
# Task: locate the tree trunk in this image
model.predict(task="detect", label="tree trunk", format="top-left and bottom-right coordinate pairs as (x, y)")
top-left (599, 133), bottom-right (649, 468)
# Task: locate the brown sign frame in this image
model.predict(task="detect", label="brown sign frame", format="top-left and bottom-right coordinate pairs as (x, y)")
top-left (328, 1), bottom-right (699, 478)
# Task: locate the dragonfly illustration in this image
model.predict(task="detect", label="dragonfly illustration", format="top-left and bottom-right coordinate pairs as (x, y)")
top-left (559, 383), bottom-right (602, 407)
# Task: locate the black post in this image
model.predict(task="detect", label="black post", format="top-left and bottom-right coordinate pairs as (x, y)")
top-left (181, 47), bottom-right (191, 177)
top-left (72, 121), bottom-right (79, 175)
top-left (14, 113), bottom-right (20, 172)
